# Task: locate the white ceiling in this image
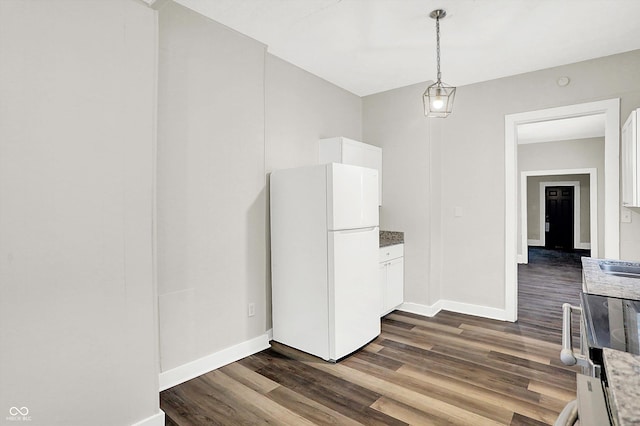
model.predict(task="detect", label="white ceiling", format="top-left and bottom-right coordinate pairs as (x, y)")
top-left (174, 0), bottom-right (640, 97)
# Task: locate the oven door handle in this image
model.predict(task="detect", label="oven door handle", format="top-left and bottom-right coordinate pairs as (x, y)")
top-left (560, 303), bottom-right (588, 367)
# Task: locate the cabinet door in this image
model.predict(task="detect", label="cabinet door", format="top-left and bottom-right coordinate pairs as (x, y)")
top-left (379, 262), bottom-right (387, 315)
top-left (318, 137), bottom-right (343, 164)
top-left (622, 111), bottom-right (638, 207)
top-left (341, 141), bottom-right (365, 166)
top-left (386, 257), bottom-right (404, 310)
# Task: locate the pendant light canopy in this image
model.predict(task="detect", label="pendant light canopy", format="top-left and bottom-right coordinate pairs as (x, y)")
top-left (423, 9), bottom-right (456, 118)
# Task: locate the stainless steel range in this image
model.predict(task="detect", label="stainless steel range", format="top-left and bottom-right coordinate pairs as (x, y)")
top-left (556, 291), bottom-right (640, 425)
top-left (581, 293), bottom-right (640, 359)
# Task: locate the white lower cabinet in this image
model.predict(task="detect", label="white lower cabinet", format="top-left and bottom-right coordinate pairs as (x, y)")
top-left (379, 244), bottom-right (404, 316)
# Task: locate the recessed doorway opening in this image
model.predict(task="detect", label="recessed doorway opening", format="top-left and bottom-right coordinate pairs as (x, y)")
top-left (504, 99), bottom-right (619, 322)
top-left (519, 169), bottom-right (598, 264)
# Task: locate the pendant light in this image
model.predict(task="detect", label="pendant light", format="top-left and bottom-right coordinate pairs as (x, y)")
top-left (423, 9), bottom-right (456, 118)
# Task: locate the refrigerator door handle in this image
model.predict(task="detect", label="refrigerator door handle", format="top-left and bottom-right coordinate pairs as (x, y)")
top-left (336, 227), bottom-right (377, 234)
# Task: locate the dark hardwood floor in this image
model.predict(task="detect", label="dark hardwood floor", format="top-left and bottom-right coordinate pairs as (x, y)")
top-left (161, 247), bottom-right (585, 425)
top-left (516, 247), bottom-right (586, 345)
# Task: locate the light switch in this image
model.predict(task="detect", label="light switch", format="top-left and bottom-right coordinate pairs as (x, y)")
top-left (621, 209), bottom-right (632, 223)
top-left (454, 206), bottom-right (463, 217)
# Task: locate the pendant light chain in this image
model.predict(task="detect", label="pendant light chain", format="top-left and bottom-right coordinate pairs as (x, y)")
top-left (435, 14), bottom-right (441, 83)
top-left (423, 9), bottom-right (456, 117)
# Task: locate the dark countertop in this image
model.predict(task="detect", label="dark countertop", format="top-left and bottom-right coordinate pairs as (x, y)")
top-left (379, 230), bottom-right (404, 247)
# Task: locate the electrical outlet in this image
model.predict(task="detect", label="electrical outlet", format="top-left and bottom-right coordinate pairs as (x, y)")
top-left (248, 303), bottom-right (255, 317)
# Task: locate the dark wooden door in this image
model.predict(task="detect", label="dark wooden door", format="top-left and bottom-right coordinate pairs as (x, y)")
top-left (545, 186), bottom-right (574, 250)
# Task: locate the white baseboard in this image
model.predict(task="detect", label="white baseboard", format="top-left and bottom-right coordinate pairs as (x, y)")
top-left (132, 410), bottom-right (165, 426)
top-left (440, 300), bottom-right (510, 321)
top-left (527, 239), bottom-right (543, 246)
top-left (575, 242), bottom-right (591, 250)
top-left (398, 300), bottom-right (509, 322)
top-left (517, 254), bottom-right (526, 264)
top-left (159, 332), bottom-right (271, 391)
top-left (398, 301), bottom-right (442, 317)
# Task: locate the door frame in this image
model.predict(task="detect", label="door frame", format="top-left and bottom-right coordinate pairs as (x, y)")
top-left (519, 169), bottom-right (598, 263)
top-left (505, 99), bottom-right (619, 322)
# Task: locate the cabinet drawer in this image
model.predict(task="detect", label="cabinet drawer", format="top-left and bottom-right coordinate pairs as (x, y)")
top-left (379, 244), bottom-right (403, 263)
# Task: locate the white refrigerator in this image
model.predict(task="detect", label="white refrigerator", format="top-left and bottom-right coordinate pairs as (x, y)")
top-left (270, 163), bottom-right (380, 361)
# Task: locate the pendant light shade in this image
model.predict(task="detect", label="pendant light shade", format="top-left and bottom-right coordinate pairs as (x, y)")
top-left (423, 9), bottom-right (456, 118)
top-left (423, 81), bottom-right (456, 118)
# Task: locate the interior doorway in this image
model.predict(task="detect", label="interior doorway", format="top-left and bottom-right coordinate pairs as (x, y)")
top-left (520, 170), bottom-right (596, 264)
top-left (504, 98), bottom-right (620, 322)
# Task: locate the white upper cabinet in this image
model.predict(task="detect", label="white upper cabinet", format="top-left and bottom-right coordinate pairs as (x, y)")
top-left (319, 137), bottom-right (383, 205)
top-left (622, 108), bottom-right (640, 207)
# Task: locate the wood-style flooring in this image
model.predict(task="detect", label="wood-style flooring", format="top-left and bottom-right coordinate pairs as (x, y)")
top-left (161, 247), bottom-right (585, 425)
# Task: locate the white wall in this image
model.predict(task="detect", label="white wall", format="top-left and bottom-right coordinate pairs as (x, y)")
top-left (0, 1), bottom-right (160, 425)
top-left (363, 49), bottom-right (640, 317)
top-left (156, 2), bottom-right (363, 377)
top-left (157, 2), bottom-right (267, 372)
top-left (265, 54), bottom-right (362, 172)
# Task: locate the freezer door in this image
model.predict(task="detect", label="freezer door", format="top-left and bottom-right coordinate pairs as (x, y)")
top-left (327, 163), bottom-right (379, 231)
top-left (328, 226), bottom-right (381, 360)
